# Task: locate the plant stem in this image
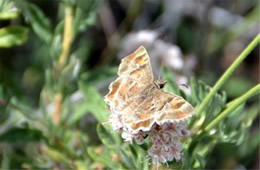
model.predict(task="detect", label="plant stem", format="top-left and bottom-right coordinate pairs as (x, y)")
top-left (53, 6), bottom-right (73, 125)
top-left (52, 93), bottom-right (62, 125)
top-left (204, 84), bottom-right (260, 132)
top-left (57, 6), bottom-right (73, 71)
top-left (196, 34), bottom-right (260, 116)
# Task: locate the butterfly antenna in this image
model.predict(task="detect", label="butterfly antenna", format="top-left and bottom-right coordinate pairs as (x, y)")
top-left (178, 83), bottom-right (189, 89)
top-left (158, 58), bottom-right (164, 80)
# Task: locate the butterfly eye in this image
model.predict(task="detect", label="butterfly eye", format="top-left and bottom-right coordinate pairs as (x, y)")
top-left (159, 83), bottom-right (165, 89)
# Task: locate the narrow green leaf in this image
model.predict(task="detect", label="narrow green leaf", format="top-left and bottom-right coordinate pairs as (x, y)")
top-left (10, 98), bottom-right (40, 121)
top-left (128, 145), bottom-right (138, 159)
top-left (0, 128), bottom-right (44, 143)
top-left (1, 148), bottom-right (10, 169)
top-left (79, 82), bottom-right (108, 123)
top-left (0, 1), bottom-right (20, 19)
top-left (81, 67), bottom-right (117, 86)
top-left (162, 67), bottom-right (181, 95)
top-left (78, 11), bottom-right (96, 32)
top-left (66, 99), bottom-right (89, 126)
top-left (0, 26), bottom-right (27, 47)
top-left (97, 124), bottom-right (115, 150)
top-left (119, 149), bottom-right (137, 169)
top-left (204, 84), bottom-right (260, 133)
top-left (189, 79), bottom-right (226, 129)
top-left (79, 83), bottom-right (122, 144)
top-left (41, 145), bottom-right (72, 167)
top-left (14, 1), bottom-right (52, 44)
top-left (87, 147), bottom-right (122, 169)
top-left (59, 57), bottom-right (81, 85)
top-left (195, 154), bottom-right (206, 168)
top-left (190, 77), bottom-right (200, 105)
top-left (50, 21), bottom-right (63, 58)
top-left (0, 85), bottom-right (11, 124)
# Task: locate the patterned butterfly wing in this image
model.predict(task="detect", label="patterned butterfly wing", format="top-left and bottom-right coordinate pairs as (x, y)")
top-left (122, 87), bottom-right (194, 133)
top-left (104, 46), bottom-right (154, 113)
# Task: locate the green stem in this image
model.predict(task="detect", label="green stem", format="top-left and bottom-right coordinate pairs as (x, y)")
top-left (204, 84), bottom-right (260, 132)
top-left (196, 34), bottom-right (260, 116)
top-left (57, 6), bottom-right (73, 71)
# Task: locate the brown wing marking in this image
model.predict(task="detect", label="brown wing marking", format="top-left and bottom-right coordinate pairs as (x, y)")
top-left (155, 91), bottom-right (194, 124)
top-left (104, 46), bottom-right (154, 112)
top-left (122, 90), bottom-right (156, 133)
top-left (104, 77), bottom-right (140, 111)
top-left (118, 46), bottom-right (154, 82)
top-left (124, 116), bottom-right (155, 133)
top-left (121, 86), bottom-right (194, 133)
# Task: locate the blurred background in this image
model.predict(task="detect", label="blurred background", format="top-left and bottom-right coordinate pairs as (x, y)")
top-left (0, 0), bottom-right (259, 169)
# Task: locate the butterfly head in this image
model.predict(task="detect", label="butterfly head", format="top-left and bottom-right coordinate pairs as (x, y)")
top-left (154, 79), bottom-right (167, 89)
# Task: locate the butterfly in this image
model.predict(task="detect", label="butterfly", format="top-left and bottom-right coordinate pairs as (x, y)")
top-left (104, 46), bottom-right (194, 134)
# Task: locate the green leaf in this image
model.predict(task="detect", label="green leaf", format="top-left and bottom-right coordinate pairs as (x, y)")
top-left (96, 124), bottom-right (116, 150)
top-left (222, 76), bottom-right (254, 98)
top-left (59, 57), bottom-right (81, 85)
top-left (41, 145), bottom-right (72, 167)
top-left (81, 67), bottom-right (117, 86)
top-left (0, 26), bottom-right (27, 48)
top-left (79, 82), bottom-right (108, 123)
top-left (195, 154), bottom-right (206, 168)
top-left (189, 78), bottom-right (227, 129)
top-left (128, 145), bottom-right (138, 159)
top-left (134, 145), bottom-right (149, 170)
top-left (0, 146), bottom-right (10, 169)
top-left (87, 147), bottom-right (123, 169)
top-left (201, 90), bottom-right (227, 129)
top-left (162, 67), bottom-right (181, 96)
top-left (238, 130), bottom-right (259, 158)
top-left (14, 1), bottom-right (52, 44)
top-left (50, 21), bottom-right (63, 58)
top-left (118, 149), bottom-right (137, 169)
top-left (0, 1), bottom-right (20, 19)
top-left (74, 160), bottom-right (91, 170)
top-left (180, 149), bottom-right (190, 169)
top-left (0, 85), bottom-right (11, 124)
top-left (66, 98), bottom-right (89, 126)
top-left (10, 97), bottom-right (40, 121)
top-left (217, 104), bottom-right (246, 144)
top-left (190, 77), bottom-right (200, 105)
top-left (0, 128), bottom-right (44, 143)
top-left (78, 10), bottom-right (96, 32)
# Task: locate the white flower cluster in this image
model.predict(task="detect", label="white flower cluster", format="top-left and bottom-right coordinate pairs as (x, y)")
top-left (108, 112), bottom-right (190, 164)
top-left (148, 122), bottom-right (190, 164)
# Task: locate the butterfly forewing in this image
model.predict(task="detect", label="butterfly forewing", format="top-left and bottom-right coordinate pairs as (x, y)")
top-left (104, 46), bottom-right (154, 112)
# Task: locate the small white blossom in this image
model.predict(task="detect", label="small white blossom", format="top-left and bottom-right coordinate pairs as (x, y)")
top-left (133, 131), bottom-right (146, 145)
top-left (108, 113), bottom-right (123, 133)
top-left (146, 122), bottom-right (187, 164)
top-left (121, 131), bottom-right (133, 143)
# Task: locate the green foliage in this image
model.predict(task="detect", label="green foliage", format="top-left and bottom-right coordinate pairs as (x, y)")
top-left (0, 1), bottom-right (20, 19)
top-left (0, 25), bottom-right (27, 48)
top-left (14, 0), bottom-right (52, 44)
top-left (0, 0), bottom-right (259, 169)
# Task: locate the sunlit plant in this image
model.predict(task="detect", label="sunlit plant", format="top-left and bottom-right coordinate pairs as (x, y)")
top-left (0, 0), bottom-right (259, 169)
